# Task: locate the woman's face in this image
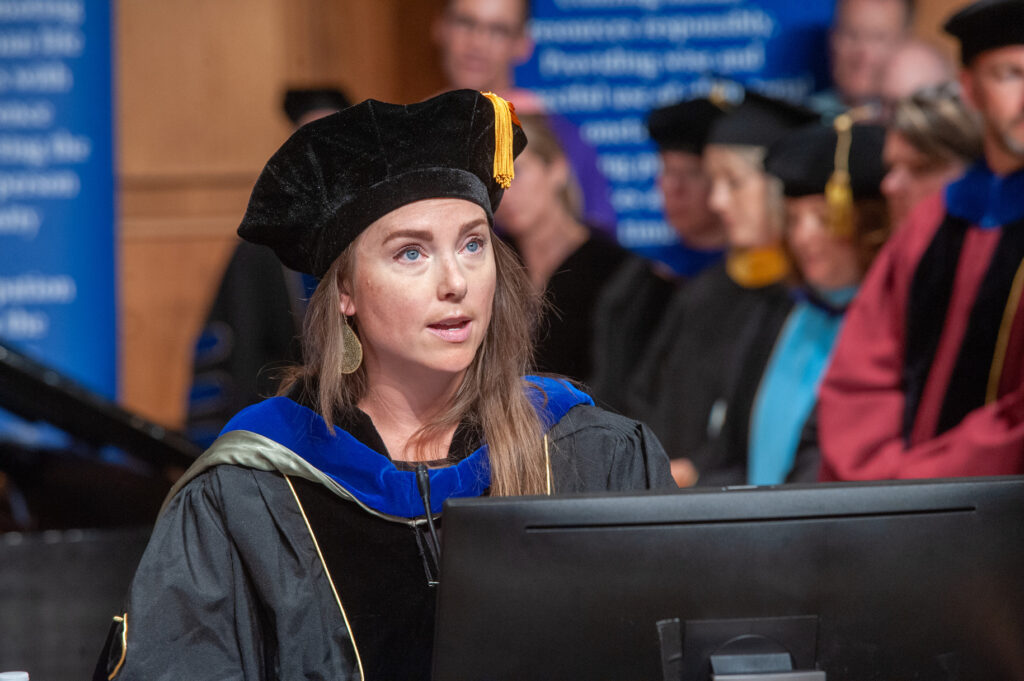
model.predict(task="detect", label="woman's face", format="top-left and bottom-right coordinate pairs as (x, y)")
top-left (785, 194), bottom-right (863, 291)
top-left (340, 198), bottom-right (496, 380)
top-left (881, 130), bottom-right (966, 227)
top-left (494, 147), bottom-right (567, 238)
top-left (704, 145), bottom-right (778, 249)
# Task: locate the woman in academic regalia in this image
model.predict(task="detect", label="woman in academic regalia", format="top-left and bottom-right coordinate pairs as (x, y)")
top-left (98, 90), bottom-right (674, 681)
top-left (737, 120), bottom-right (891, 484)
top-left (627, 90), bottom-right (818, 487)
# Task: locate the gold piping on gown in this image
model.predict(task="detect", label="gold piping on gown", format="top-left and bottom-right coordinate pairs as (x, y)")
top-left (284, 475), bottom-right (366, 679)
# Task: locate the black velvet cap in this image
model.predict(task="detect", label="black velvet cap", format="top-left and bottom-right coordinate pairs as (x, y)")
top-left (647, 98), bottom-right (724, 154)
top-left (707, 91), bottom-right (819, 149)
top-left (282, 87), bottom-right (352, 126)
top-left (766, 123), bottom-right (887, 199)
top-left (239, 89), bottom-right (527, 277)
top-left (944, 0), bottom-right (1024, 65)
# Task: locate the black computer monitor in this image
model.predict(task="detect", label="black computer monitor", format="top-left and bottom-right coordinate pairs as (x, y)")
top-left (432, 477), bottom-right (1024, 680)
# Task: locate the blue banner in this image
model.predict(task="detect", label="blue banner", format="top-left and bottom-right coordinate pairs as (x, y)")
top-left (0, 0), bottom-right (116, 402)
top-left (515, 0), bottom-right (834, 271)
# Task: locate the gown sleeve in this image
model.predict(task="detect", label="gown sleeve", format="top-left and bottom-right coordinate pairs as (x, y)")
top-left (101, 467), bottom-right (359, 681)
top-left (817, 197), bottom-right (1024, 481)
top-left (547, 405), bottom-right (677, 492)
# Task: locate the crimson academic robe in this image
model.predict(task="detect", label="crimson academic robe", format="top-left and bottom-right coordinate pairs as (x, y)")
top-left (818, 163), bottom-right (1024, 481)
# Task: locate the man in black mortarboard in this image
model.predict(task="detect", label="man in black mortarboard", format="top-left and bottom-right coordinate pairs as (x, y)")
top-left (646, 98), bottom-right (726, 277)
top-left (586, 98), bottom-right (726, 413)
top-left (816, 0), bottom-right (1024, 481)
top-left (185, 86), bottom-right (352, 448)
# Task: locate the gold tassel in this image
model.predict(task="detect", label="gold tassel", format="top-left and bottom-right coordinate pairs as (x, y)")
top-left (481, 91), bottom-right (517, 189)
top-left (826, 112), bottom-right (855, 239)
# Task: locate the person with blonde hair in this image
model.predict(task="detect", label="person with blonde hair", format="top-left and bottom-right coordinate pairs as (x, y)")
top-left (98, 90), bottom-right (673, 681)
top-left (881, 81), bottom-right (982, 225)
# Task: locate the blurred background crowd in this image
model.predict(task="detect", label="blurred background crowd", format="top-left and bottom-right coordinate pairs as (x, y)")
top-left (1, 0), bottom-right (1022, 528)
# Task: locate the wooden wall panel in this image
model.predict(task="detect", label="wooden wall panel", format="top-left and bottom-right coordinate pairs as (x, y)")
top-left (117, 0), bottom-right (292, 177)
top-left (116, 0), bottom-right (446, 428)
top-left (913, 0), bottom-right (968, 62)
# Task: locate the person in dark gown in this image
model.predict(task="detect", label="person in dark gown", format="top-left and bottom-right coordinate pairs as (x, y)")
top-left (495, 113), bottom-right (639, 383)
top-left (186, 87), bottom-right (349, 447)
top-left (587, 97), bottom-right (724, 413)
top-left (98, 90), bottom-right (674, 681)
top-left (720, 119), bottom-right (891, 484)
top-left (627, 91), bottom-right (818, 487)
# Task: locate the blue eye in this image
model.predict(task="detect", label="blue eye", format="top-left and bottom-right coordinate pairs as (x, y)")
top-left (465, 239), bottom-right (483, 253)
top-left (401, 248), bottom-right (420, 261)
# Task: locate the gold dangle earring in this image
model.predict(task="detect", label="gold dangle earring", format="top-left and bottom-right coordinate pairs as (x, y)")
top-left (340, 316), bottom-right (363, 374)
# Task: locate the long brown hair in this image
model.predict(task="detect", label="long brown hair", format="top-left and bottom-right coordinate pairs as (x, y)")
top-left (279, 227), bottom-right (548, 497)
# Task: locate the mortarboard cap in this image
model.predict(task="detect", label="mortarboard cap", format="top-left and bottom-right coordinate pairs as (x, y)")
top-left (240, 89), bottom-right (527, 277)
top-left (944, 0), bottom-right (1024, 65)
top-left (647, 98), bottom-right (725, 155)
top-left (766, 123), bottom-right (886, 199)
top-left (707, 90), bottom-right (819, 149)
top-left (282, 87), bottom-right (352, 126)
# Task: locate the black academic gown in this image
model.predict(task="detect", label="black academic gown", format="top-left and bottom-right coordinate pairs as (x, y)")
top-left (587, 257), bottom-right (678, 413)
top-left (532, 233), bottom-right (633, 382)
top-left (626, 263), bottom-right (793, 485)
top-left (98, 377), bottom-right (674, 681)
top-left (186, 241), bottom-right (309, 447)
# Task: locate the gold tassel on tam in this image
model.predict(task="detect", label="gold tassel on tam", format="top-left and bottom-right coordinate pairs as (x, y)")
top-left (481, 91), bottom-right (518, 188)
top-left (826, 112), bottom-right (855, 239)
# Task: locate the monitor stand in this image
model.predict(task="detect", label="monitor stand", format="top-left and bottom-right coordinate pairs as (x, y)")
top-left (670, 616), bottom-right (825, 681)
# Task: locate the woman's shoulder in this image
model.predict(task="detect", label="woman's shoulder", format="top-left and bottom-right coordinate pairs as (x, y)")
top-left (529, 376), bottom-right (652, 438)
top-left (548, 403), bottom-right (645, 441)
top-left (546, 402), bottom-right (677, 492)
top-left (163, 459), bottom-right (286, 517)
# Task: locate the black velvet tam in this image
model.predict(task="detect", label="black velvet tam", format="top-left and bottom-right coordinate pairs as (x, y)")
top-left (944, 0), bottom-right (1024, 65)
top-left (707, 91), bottom-right (819, 149)
top-left (647, 98), bottom-right (724, 155)
top-left (766, 123), bottom-right (887, 199)
top-left (282, 87), bottom-right (352, 126)
top-left (239, 89), bottom-right (528, 277)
